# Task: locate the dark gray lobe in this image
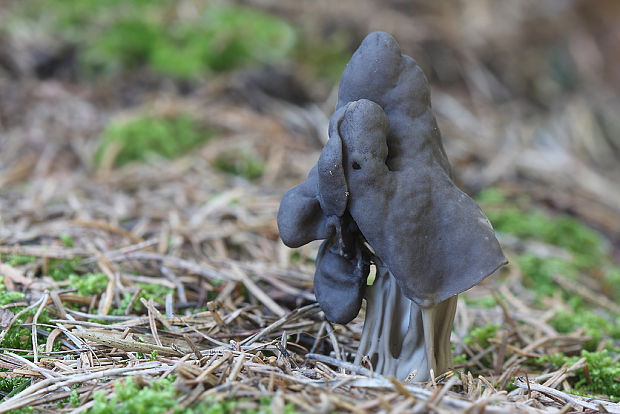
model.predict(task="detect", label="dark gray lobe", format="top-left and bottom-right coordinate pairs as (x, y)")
top-left (313, 236), bottom-right (368, 324)
top-left (277, 31), bottom-right (507, 321)
top-left (277, 165), bottom-right (332, 249)
top-left (317, 107), bottom-right (348, 217)
top-left (337, 32), bottom-right (451, 174)
top-left (334, 33), bottom-right (506, 307)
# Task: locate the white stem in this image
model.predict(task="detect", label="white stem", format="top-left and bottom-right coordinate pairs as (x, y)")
top-left (355, 266), bottom-right (457, 381)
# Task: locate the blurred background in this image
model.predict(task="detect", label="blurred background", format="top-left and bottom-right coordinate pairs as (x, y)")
top-left (1, 0), bottom-right (619, 240)
top-left (1, 0), bottom-right (620, 401)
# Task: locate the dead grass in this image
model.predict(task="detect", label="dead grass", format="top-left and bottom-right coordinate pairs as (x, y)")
top-left (0, 144), bottom-right (618, 412)
top-left (1, 1), bottom-right (620, 412)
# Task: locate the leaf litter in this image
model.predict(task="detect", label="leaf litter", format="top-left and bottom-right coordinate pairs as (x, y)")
top-left (0, 145), bottom-right (618, 413)
top-left (1, 1), bottom-right (620, 412)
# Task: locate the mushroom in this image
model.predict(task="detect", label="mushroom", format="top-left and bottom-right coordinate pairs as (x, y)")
top-left (277, 32), bottom-right (507, 381)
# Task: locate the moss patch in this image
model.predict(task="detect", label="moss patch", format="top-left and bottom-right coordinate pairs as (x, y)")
top-left (112, 282), bottom-right (173, 315)
top-left (478, 188), bottom-right (619, 303)
top-left (550, 310), bottom-right (620, 351)
top-left (69, 272), bottom-right (109, 296)
top-left (482, 205), bottom-right (605, 269)
top-left (95, 114), bottom-right (210, 167)
top-left (90, 377), bottom-right (177, 414)
top-left (87, 376), bottom-right (298, 413)
top-left (8, 1), bottom-right (296, 79)
top-left (464, 323), bottom-right (500, 348)
top-left (539, 350), bottom-right (620, 401)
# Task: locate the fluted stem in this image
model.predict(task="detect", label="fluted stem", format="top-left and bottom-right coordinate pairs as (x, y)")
top-left (354, 266), bottom-right (457, 381)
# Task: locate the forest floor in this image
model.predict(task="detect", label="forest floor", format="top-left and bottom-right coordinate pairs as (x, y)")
top-left (0, 1), bottom-right (619, 413)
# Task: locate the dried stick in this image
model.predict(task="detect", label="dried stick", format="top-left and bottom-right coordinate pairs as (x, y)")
top-left (31, 292), bottom-right (49, 363)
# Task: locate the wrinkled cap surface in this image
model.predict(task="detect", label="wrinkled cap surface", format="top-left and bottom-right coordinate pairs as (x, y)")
top-left (317, 106), bottom-right (348, 217)
top-left (277, 165), bottom-right (332, 249)
top-left (278, 31), bottom-right (507, 311)
top-left (337, 32), bottom-right (451, 175)
top-left (333, 33), bottom-right (507, 307)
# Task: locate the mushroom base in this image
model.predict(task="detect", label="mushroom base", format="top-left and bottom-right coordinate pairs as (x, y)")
top-left (354, 267), bottom-right (458, 381)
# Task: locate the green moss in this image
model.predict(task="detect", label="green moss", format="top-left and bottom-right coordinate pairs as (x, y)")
top-left (516, 250), bottom-right (620, 308)
top-left (0, 277), bottom-right (53, 350)
top-left (0, 290), bottom-right (25, 307)
top-left (0, 277), bottom-right (25, 306)
top-left (176, 6), bottom-right (295, 74)
top-left (605, 267), bottom-right (620, 299)
top-left (464, 323), bottom-right (499, 348)
top-left (516, 254), bottom-right (577, 298)
top-left (9, 1), bottom-right (296, 79)
top-left (12, 0), bottom-right (161, 31)
top-left (86, 5), bottom-right (295, 77)
top-left (70, 386), bottom-right (81, 407)
top-left (0, 278), bottom-right (29, 350)
top-left (113, 293), bottom-right (134, 315)
top-left (479, 189), bottom-right (606, 269)
top-left (212, 151), bottom-right (265, 180)
top-left (138, 283), bottom-right (173, 303)
top-left (478, 188), bottom-right (618, 315)
top-left (112, 283), bottom-right (173, 315)
top-left (82, 18), bottom-right (161, 74)
top-left (551, 310), bottom-right (620, 351)
top-left (69, 273), bottom-right (109, 296)
top-left (539, 350), bottom-right (620, 401)
top-left (0, 255), bottom-right (37, 267)
top-left (475, 187), bottom-right (507, 204)
top-left (0, 376), bottom-right (30, 400)
top-left (0, 369), bottom-right (302, 412)
top-left (453, 354), bottom-right (467, 364)
top-left (4, 407), bottom-right (33, 414)
top-left (0, 307), bottom-right (34, 351)
top-left (148, 27), bottom-right (206, 79)
top-left (60, 234), bottom-right (75, 248)
top-left (48, 257), bottom-right (82, 281)
top-left (183, 398), bottom-right (238, 414)
top-left (487, 208), bottom-right (604, 267)
top-left (85, 376), bottom-right (299, 414)
top-left (1, 323), bottom-right (30, 350)
top-left (478, 188), bottom-right (620, 339)
top-left (95, 115), bottom-right (210, 167)
top-left (89, 377), bottom-right (177, 414)
top-left (463, 295), bottom-right (497, 308)
top-left (463, 323), bottom-right (499, 369)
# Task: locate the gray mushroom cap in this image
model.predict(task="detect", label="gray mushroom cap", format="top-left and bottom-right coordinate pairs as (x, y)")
top-left (277, 31), bottom-right (506, 318)
top-left (332, 32), bottom-right (506, 306)
top-left (334, 99), bottom-right (507, 307)
top-left (337, 31), bottom-right (451, 175)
